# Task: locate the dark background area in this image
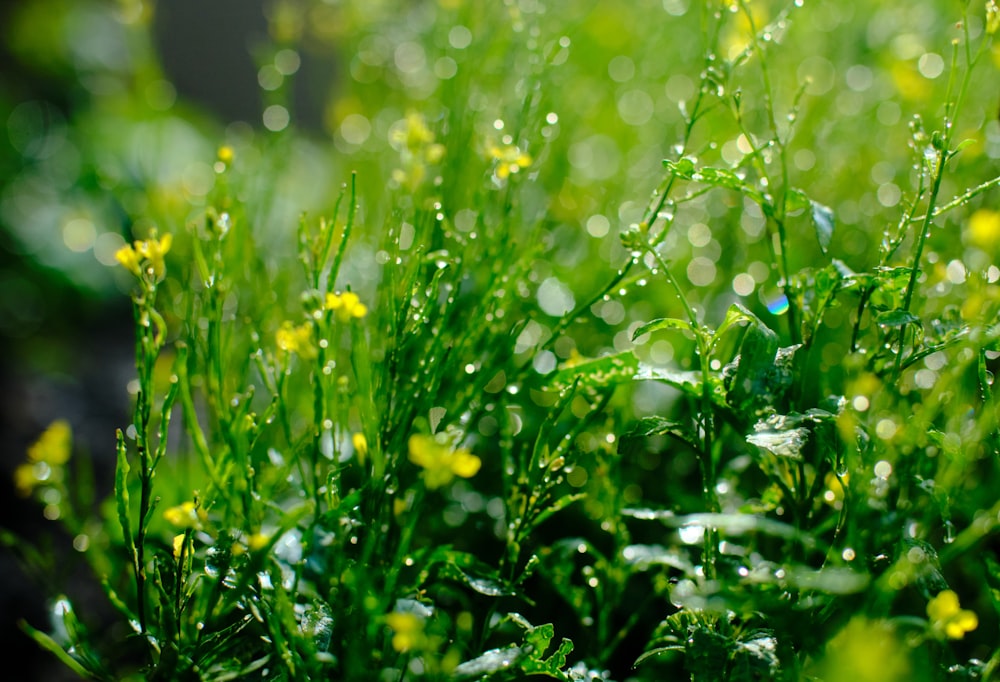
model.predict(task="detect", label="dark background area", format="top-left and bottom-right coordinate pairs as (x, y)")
top-left (0, 1), bottom-right (286, 676)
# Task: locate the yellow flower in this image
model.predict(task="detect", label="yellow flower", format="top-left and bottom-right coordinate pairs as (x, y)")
top-left (389, 111), bottom-right (445, 189)
top-left (172, 534), bottom-right (186, 560)
top-left (927, 590), bottom-right (978, 639)
top-left (276, 321), bottom-right (316, 359)
top-left (217, 145), bottom-right (234, 164)
top-left (115, 231), bottom-right (173, 280)
top-left (967, 209), bottom-right (1000, 250)
top-left (248, 532), bottom-right (270, 551)
top-left (163, 501), bottom-right (206, 529)
top-left (813, 617), bottom-right (911, 682)
top-left (408, 434), bottom-right (481, 489)
top-left (386, 612), bottom-right (426, 653)
top-left (489, 144), bottom-right (532, 179)
top-left (326, 291), bottom-right (368, 322)
top-left (14, 462), bottom-right (39, 497)
top-left (28, 419), bottom-right (72, 466)
top-left (352, 432), bottom-right (368, 464)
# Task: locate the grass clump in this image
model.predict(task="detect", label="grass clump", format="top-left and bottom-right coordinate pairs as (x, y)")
top-left (4, 0), bottom-right (1000, 680)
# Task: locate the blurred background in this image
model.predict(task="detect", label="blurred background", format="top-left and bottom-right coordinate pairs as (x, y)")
top-left (2, 0), bottom-right (999, 677)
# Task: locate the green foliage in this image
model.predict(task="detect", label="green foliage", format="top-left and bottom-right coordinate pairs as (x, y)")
top-left (5, 0), bottom-right (1000, 680)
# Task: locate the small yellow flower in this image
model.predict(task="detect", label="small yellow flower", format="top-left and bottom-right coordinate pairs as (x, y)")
top-left (172, 534), bottom-right (186, 560)
top-left (276, 321), bottom-right (316, 359)
top-left (248, 532), bottom-right (270, 551)
top-left (391, 111), bottom-right (435, 153)
top-left (927, 590), bottom-right (978, 639)
top-left (217, 145), bottom-right (234, 164)
top-left (115, 231), bottom-right (173, 280)
top-left (163, 501), bottom-right (206, 529)
top-left (967, 208), bottom-right (1000, 250)
top-left (408, 434), bottom-right (481, 489)
top-left (352, 432), bottom-right (368, 464)
top-left (28, 420), bottom-right (72, 466)
top-left (14, 462), bottom-right (39, 497)
top-left (489, 144), bottom-right (532, 179)
top-left (388, 112), bottom-right (446, 189)
top-left (386, 612), bottom-right (426, 653)
top-left (326, 291), bottom-right (368, 322)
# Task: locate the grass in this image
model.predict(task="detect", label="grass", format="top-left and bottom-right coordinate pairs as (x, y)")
top-left (4, 0), bottom-right (1000, 680)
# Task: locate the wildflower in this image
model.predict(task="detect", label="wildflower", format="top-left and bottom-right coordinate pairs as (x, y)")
top-left (325, 291), bottom-right (368, 322)
top-left (488, 144), bottom-right (532, 179)
top-left (163, 501), bottom-right (206, 529)
top-left (389, 111), bottom-right (446, 189)
top-left (408, 434), bottom-right (481, 489)
top-left (28, 420), bottom-right (72, 466)
top-left (172, 534), bottom-right (186, 560)
top-left (248, 532), bottom-right (270, 551)
top-left (967, 208), bottom-right (1000, 250)
top-left (814, 617), bottom-right (911, 682)
top-left (115, 231), bottom-right (172, 280)
top-left (276, 321), bottom-right (316, 359)
top-left (927, 589), bottom-right (978, 639)
top-left (352, 432), bottom-right (368, 465)
top-left (385, 612), bottom-right (426, 653)
top-left (16, 420), bottom-right (72, 496)
top-left (217, 145), bottom-right (234, 164)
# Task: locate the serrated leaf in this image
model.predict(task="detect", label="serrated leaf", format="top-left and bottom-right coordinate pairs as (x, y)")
top-left (810, 200), bottom-right (835, 253)
top-left (523, 623), bottom-right (555, 654)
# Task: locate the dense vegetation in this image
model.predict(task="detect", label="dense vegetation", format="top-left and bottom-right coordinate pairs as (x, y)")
top-left (4, 0), bottom-right (1000, 679)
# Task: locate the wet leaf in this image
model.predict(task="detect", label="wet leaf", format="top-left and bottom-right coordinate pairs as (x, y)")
top-left (810, 200), bottom-right (835, 253)
top-left (546, 350), bottom-right (637, 390)
top-left (633, 316), bottom-right (695, 340)
top-left (620, 416), bottom-right (699, 453)
top-left (876, 309), bottom-right (921, 328)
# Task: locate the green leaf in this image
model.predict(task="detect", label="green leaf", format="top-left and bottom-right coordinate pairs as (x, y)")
top-left (425, 549), bottom-right (518, 597)
top-left (633, 316), bottom-right (695, 340)
top-left (621, 544), bottom-right (695, 573)
top-left (619, 416), bottom-right (699, 453)
top-left (662, 160), bottom-right (765, 203)
top-left (19, 620), bottom-right (95, 680)
top-left (114, 429), bottom-right (135, 570)
top-left (710, 303), bottom-right (758, 351)
top-left (875, 309), bottom-right (921, 328)
top-left (453, 645), bottom-right (526, 679)
top-left (634, 364), bottom-right (703, 397)
top-left (810, 200), bottom-right (835, 253)
top-left (785, 187), bottom-right (812, 213)
top-left (545, 350), bottom-right (637, 390)
top-left (663, 157), bottom-right (696, 178)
